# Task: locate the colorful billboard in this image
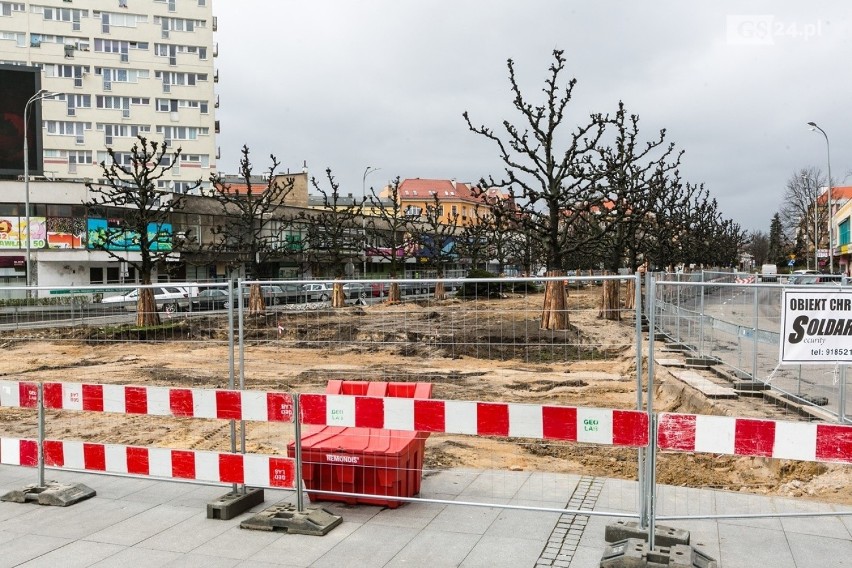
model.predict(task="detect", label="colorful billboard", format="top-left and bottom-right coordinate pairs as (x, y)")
top-left (86, 218), bottom-right (173, 251)
top-left (0, 64), bottom-right (44, 176)
top-left (0, 216), bottom-right (47, 249)
top-left (46, 216), bottom-right (86, 249)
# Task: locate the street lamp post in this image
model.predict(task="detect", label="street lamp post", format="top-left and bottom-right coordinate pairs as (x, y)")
top-left (23, 89), bottom-right (60, 293)
top-left (807, 122), bottom-right (833, 273)
top-left (361, 166), bottom-right (380, 277)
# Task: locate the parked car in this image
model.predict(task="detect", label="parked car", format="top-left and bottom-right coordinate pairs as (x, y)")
top-left (190, 288), bottom-right (229, 311)
top-left (101, 286), bottom-right (190, 313)
top-left (302, 282), bottom-right (344, 302)
top-left (342, 282), bottom-right (371, 299)
top-left (277, 283), bottom-right (308, 304)
top-left (787, 274), bottom-right (843, 286)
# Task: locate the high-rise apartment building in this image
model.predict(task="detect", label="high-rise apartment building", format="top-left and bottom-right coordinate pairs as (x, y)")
top-left (0, 0), bottom-right (217, 192)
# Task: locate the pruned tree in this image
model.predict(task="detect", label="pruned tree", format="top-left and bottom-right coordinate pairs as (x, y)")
top-left (84, 136), bottom-right (199, 326)
top-left (478, 188), bottom-right (523, 276)
top-left (298, 168), bottom-right (362, 307)
top-left (456, 204), bottom-right (492, 271)
top-left (464, 49), bottom-right (610, 329)
top-left (595, 102), bottom-right (683, 273)
top-left (364, 177), bottom-right (416, 302)
top-left (408, 194), bottom-right (459, 300)
top-left (644, 175), bottom-right (698, 270)
top-left (208, 145), bottom-right (294, 314)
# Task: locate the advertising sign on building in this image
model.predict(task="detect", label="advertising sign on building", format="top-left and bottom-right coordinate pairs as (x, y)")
top-left (780, 289), bottom-right (852, 364)
top-left (86, 219), bottom-right (172, 251)
top-left (0, 216), bottom-right (46, 249)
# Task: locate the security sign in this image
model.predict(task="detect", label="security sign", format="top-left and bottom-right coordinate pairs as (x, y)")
top-left (780, 289), bottom-right (852, 364)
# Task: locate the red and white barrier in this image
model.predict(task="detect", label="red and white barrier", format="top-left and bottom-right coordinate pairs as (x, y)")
top-left (657, 413), bottom-right (852, 464)
top-left (0, 381), bottom-right (294, 423)
top-left (0, 437), bottom-right (296, 489)
top-left (299, 394), bottom-right (649, 447)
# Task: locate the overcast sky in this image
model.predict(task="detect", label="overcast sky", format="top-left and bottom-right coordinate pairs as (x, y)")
top-left (213, 1), bottom-right (850, 233)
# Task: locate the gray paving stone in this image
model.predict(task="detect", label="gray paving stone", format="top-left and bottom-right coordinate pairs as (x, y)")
top-left (0, 533), bottom-right (72, 568)
top-left (461, 534), bottom-right (548, 567)
top-left (310, 523), bottom-right (419, 568)
top-left (14, 540), bottom-right (124, 568)
top-left (385, 529), bottom-right (482, 567)
top-left (135, 514), bottom-right (238, 553)
top-left (786, 530), bottom-right (852, 568)
top-left (89, 545), bottom-right (181, 568)
top-left (246, 521), bottom-right (361, 566)
top-left (85, 504), bottom-right (198, 546)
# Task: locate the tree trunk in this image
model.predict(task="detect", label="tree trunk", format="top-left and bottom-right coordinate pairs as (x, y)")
top-left (624, 278), bottom-right (636, 310)
top-left (248, 283), bottom-right (265, 314)
top-left (434, 281), bottom-right (446, 300)
top-left (332, 281), bottom-right (346, 308)
top-left (540, 270), bottom-right (569, 330)
top-left (598, 279), bottom-right (621, 321)
top-left (387, 281), bottom-right (401, 303)
top-left (136, 287), bottom-right (160, 327)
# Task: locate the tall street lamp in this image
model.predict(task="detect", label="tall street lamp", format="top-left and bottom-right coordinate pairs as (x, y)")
top-left (361, 166), bottom-right (380, 277)
top-left (23, 89), bottom-right (60, 291)
top-left (807, 122), bottom-right (833, 273)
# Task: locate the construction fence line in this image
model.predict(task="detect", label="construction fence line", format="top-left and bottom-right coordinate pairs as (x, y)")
top-left (1, 380), bottom-right (850, 513)
top-left (0, 273), bottom-right (850, 552)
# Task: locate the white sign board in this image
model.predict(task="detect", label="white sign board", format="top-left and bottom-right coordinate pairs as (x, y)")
top-left (780, 289), bottom-right (852, 364)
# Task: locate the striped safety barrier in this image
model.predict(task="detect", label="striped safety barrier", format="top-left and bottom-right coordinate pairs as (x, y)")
top-left (299, 394), bottom-right (650, 447)
top-left (0, 381), bottom-right (294, 423)
top-left (0, 437), bottom-right (296, 489)
top-left (657, 413), bottom-right (852, 464)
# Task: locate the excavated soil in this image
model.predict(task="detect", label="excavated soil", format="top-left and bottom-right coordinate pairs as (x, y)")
top-left (0, 287), bottom-right (849, 505)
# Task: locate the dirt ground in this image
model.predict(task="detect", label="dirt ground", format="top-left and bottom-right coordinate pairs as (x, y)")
top-left (0, 286), bottom-right (849, 506)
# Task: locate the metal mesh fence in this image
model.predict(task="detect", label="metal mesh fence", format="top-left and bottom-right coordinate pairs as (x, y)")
top-left (653, 274), bottom-right (851, 422)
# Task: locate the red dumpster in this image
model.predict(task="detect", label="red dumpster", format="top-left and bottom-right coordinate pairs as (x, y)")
top-left (288, 380), bottom-right (432, 508)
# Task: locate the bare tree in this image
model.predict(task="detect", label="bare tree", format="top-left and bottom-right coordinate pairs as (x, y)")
top-left (208, 145), bottom-right (294, 313)
top-left (747, 230), bottom-right (770, 266)
top-left (595, 102), bottom-right (683, 272)
top-left (364, 177), bottom-right (416, 303)
top-left (456, 204), bottom-right (492, 272)
top-left (780, 167), bottom-right (827, 271)
top-left (464, 50), bottom-right (609, 329)
top-left (408, 194), bottom-right (459, 300)
top-left (298, 169), bottom-right (362, 307)
top-left (84, 136), bottom-right (199, 326)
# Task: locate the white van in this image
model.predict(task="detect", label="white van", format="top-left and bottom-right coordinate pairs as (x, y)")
top-left (760, 264), bottom-right (778, 282)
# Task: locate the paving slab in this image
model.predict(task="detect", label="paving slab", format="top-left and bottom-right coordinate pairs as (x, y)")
top-left (669, 369), bottom-right (738, 398)
top-left (0, 466), bottom-right (849, 567)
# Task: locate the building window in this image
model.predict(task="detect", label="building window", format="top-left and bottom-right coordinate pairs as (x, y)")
top-left (840, 218), bottom-right (850, 247)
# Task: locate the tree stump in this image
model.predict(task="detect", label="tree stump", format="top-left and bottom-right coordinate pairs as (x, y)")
top-left (540, 270), bottom-right (569, 330)
top-left (599, 279), bottom-right (621, 321)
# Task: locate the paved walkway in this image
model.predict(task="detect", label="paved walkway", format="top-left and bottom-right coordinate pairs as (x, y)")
top-left (1, 465), bottom-right (850, 567)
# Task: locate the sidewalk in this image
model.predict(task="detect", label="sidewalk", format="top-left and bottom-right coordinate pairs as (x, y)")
top-left (1, 465), bottom-right (850, 567)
